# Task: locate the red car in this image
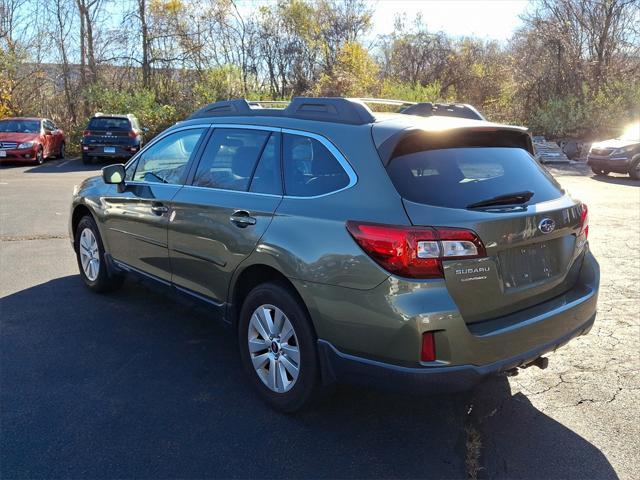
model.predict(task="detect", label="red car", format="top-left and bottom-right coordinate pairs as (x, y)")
top-left (0, 117), bottom-right (66, 164)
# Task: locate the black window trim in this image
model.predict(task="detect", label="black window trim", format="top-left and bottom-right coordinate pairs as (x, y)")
top-left (124, 125), bottom-right (209, 187)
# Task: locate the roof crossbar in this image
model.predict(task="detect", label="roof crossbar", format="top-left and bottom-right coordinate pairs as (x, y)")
top-left (187, 97), bottom-right (376, 125)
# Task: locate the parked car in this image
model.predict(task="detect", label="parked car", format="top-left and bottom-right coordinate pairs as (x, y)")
top-left (587, 122), bottom-right (640, 179)
top-left (0, 117), bottom-right (65, 164)
top-left (532, 136), bottom-right (570, 164)
top-left (81, 113), bottom-right (145, 164)
top-left (69, 97), bottom-right (599, 412)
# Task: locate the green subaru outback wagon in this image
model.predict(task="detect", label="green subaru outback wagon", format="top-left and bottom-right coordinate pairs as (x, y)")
top-left (70, 97), bottom-right (599, 412)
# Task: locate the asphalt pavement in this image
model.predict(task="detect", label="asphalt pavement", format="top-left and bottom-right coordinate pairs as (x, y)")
top-left (0, 158), bottom-right (637, 479)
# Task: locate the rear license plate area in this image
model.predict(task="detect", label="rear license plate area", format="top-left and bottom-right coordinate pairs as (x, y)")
top-left (499, 240), bottom-right (561, 289)
top-left (0, 151), bottom-right (6, 157)
top-left (104, 147), bottom-right (116, 153)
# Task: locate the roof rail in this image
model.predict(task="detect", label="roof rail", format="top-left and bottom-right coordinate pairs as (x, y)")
top-left (356, 98), bottom-right (416, 107)
top-left (188, 97), bottom-right (376, 125)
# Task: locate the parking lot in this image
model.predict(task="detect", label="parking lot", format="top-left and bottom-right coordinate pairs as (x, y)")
top-left (1, 158), bottom-right (638, 479)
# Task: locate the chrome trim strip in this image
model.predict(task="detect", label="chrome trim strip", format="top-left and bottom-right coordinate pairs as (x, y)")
top-left (209, 123), bottom-right (281, 133)
top-left (121, 122), bottom-right (359, 199)
top-left (282, 128), bottom-right (358, 199)
top-left (123, 181), bottom-right (184, 188)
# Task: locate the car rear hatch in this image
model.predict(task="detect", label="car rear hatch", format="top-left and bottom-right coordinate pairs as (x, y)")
top-left (374, 122), bottom-right (589, 323)
top-left (84, 117), bottom-right (134, 146)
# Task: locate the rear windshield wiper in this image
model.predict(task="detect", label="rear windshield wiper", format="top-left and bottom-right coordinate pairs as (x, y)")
top-left (466, 191), bottom-right (534, 209)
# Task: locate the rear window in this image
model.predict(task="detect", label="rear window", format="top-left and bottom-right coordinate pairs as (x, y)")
top-left (88, 117), bottom-right (131, 130)
top-left (386, 147), bottom-right (563, 209)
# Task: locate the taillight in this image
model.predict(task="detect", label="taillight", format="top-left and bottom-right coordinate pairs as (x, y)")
top-left (346, 221), bottom-right (486, 279)
top-left (128, 130), bottom-right (137, 139)
top-left (83, 130), bottom-right (91, 136)
top-left (421, 332), bottom-right (436, 362)
top-left (580, 203), bottom-right (589, 239)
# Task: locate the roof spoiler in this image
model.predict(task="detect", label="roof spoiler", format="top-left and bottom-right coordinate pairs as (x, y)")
top-left (377, 125), bottom-right (534, 166)
top-left (188, 97), bottom-right (376, 125)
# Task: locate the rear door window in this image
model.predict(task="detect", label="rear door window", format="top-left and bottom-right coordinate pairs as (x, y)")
top-left (386, 147), bottom-right (563, 208)
top-left (282, 133), bottom-right (350, 197)
top-left (192, 128), bottom-right (272, 192)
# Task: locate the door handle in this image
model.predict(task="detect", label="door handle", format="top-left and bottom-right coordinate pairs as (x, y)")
top-left (151, 203), bottom-right (169, 215)
top-left (230, 210), bottom-right (257, 227)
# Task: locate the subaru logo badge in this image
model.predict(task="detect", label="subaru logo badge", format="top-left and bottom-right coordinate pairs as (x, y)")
top-left (538, 218), bottom-right (555, 234)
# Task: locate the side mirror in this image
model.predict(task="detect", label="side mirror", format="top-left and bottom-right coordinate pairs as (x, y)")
top-left (102, 164), bottom-right (126, 189)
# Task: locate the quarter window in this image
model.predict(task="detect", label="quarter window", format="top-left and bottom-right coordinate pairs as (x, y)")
top-left (192, 128), bottom-right (272, 191)
top-left (132, 128), bottom-right (205, 184)
top-left (282, 133), bottom-right (349, 197)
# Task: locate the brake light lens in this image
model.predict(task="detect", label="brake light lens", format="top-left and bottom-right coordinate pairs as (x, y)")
top-left (128, 130), bottom-right (137, 139)
top-left (83, 130), bottom-right (91, 137)
top-left (580, 203), bottom-right (588, 239)
top-left (346, 221), bottom-right (486, 279)
top-left (421, 332), bottom-right (436, 362)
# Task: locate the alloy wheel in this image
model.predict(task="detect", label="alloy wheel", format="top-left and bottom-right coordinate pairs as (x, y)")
top-left (248, 304), bottom-right (300, 393)
top-left (79, 228), bottom-right (100, 281)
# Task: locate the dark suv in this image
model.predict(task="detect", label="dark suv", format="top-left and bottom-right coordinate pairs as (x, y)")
top-left (69, 97), bottom-right (599, 412)
top-left (587, 122), bottom-right (640, 179)
top-left (81, 113), bottom-right (145, 164)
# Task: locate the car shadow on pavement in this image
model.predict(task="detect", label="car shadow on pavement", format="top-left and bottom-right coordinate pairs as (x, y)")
top-left (1, 157), bottom-right (102, 174)
top-left (590, 174), bottom-right (639, 186)
top-left (469, 376), bottom-right (618, 479)
top-left (19, 157), bottom-right (106, 174)
top-left (0, 275), bottom-right (617, 479)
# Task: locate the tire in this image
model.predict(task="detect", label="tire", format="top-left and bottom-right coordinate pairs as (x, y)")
top-left (34, 146), bottom-right (44, 165)
top-left (238, 282), bottom-right (320, 413)
top-left (74, 215), bottom-right (124, 293)
top-left (591, 166), bottom-right (607, 176)
top-left (629, 159), bottom-right (640, 180)
top-left (58, 142), bottom-right (65, 159)
top-left (82, 153), bottom-right (92, 165)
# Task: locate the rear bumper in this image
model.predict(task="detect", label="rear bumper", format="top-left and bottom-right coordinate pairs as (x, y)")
top-left (82, 144), bottom-right (138, 160)
top-left (308, 249), bottom-right (599, 393)
top-left (318, 312), bottom-right (595, 394)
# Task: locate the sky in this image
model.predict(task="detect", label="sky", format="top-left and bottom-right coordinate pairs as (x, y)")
top-left (234, 0), bottom-right (532, 42)
top-left (372, 0), bottom-right (531, 41)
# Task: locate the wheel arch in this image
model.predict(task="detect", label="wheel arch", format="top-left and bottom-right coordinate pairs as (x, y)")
top-left (228, 263), bottom-right (318, 338)
top-left (71, 204), bottom-right (94, 248)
